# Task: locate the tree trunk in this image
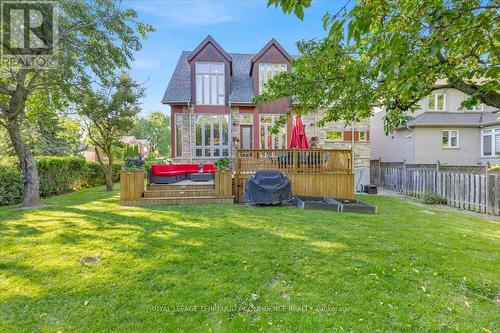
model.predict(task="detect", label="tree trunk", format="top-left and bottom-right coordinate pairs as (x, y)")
top-left (105, 153), bottom-right (114, 191)
top-left (7, 122), bottom-right (40, 207)
top-left (95, 147), bottom-right (114, 191)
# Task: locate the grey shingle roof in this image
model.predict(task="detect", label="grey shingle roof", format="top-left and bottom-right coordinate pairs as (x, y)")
top-left (162, 51), bottom-right (257, 104)
top-left (162, 51), bottom-right (191, 103)
top-left (407, 111), bottom-right (500, 127)
top-left (228, 53), bottom-right (254, 103)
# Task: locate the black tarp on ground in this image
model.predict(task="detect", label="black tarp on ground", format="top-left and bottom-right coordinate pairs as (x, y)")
top-left (244, 170), bottom-right (292, 204)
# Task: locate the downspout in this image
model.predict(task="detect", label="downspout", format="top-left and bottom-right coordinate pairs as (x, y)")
top-left (229, 102), bottom-right (232, 161)
top-left (407, 125), bottom-right (414, 164)
top-left (188, 101), bottom-right (192, 163)
top-left (352, 122), bottom-right (361, 192)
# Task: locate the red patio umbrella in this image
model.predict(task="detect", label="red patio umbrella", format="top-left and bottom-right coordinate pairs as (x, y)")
top-left (289, 115), bottom-right (309, 149)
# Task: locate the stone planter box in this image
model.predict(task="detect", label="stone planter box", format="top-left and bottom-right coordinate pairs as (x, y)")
top-left (120, 170), bottom-right (145, 202)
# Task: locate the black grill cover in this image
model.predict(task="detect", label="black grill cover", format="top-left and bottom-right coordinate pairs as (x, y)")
top-left (245, 170), bottom-right (292, 204)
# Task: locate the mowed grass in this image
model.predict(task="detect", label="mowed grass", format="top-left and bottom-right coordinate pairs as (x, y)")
top-left (0, 187), bottom-right (499, 332)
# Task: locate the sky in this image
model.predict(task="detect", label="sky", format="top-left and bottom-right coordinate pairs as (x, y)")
top-left (124, 0), bottom-right (350, 117)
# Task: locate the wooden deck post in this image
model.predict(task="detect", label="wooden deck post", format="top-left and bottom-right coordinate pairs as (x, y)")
top-left (293, 149), bottom-right (298, 172)
top-left (215, 170), bottom-right (232, 198)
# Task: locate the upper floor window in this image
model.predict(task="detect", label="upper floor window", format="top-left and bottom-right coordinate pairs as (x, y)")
top-left (259, 63), bottom-right (287, 94)
top-left (442, 130), bottom-right (459, 148)
top-left (429, 93), bottom-right (445, 111)
top-left (195, 62), bottom-right (224, 105)
top-left (482, 128), bottom-right (500, 157)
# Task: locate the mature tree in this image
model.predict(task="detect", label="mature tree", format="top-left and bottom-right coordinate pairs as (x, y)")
top-left (264, 0), bottom-right (499, 132)
top-left (0, 1), bottom-right (153, 206)
top-left (131, 111), bottom-right (171, 157)
top-left (79, 73), bottom-right (144, 191)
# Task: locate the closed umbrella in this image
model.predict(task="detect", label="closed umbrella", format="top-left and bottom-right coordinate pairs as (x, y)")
top-left (289, 115), bottom-right (309, 149)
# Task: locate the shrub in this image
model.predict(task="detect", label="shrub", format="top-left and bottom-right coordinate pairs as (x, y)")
top-left (214, 158), bottom-right (230, 171)
top-left (0, 156), bottom-right (123, 206)
top-left (0, 163), bottom-right (23, 206)
top-left (422, 191), bottom-right (447, 205)
top-left (123, 144), bottom-right (139, 160)
top-left (123, 156), bottom-right (145, 171)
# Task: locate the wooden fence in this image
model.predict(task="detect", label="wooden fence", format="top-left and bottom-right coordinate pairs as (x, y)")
top-left (370, 160), bottom-right (499, 215)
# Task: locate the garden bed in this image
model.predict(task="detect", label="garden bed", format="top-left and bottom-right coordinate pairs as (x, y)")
top-left (293, 196), bottom-right (377, 214)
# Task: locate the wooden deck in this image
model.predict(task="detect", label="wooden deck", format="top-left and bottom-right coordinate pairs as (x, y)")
top-left (121, 149), bottom-right (354, 206)
top-left (234, 148), bottom-right (355, 202)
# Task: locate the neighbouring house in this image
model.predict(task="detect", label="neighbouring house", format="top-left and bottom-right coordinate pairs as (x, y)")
top-left (81, 136), bottom-right (150, 162)
top-left (370, 87), bottom-right (500, 165)
top-left (162, 35), bottom-right (371, 189)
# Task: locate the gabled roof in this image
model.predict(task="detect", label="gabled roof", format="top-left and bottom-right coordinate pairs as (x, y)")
top-left (162, 52), bottom-right (255, 104)
top-left (187, 35), bottom-right (232, 63)
top-left (162, 37), bottom-right (295, 105)
top-left (250, 38), bottom-right (292, 74)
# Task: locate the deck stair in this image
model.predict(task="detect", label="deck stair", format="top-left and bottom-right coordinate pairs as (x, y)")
top-left (135, 181), bottom-right (233, 205)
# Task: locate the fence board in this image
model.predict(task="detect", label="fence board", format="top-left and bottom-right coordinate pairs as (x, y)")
top-left (369, 160), bottom-right (499, 216)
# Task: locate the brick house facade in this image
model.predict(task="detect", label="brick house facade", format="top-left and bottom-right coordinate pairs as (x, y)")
top-left (163, 36), bottom-right (370, 190)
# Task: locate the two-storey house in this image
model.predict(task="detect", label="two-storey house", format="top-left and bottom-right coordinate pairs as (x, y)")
top-left (370, 87), bottom-right (500, 165)
top-left (162, 36), bottom-right (371, 189)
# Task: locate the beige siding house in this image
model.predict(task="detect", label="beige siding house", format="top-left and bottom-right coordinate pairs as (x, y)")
top-left (370, 88), bottom-right (500, 165)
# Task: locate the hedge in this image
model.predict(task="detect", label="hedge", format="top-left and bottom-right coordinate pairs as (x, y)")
top-left (0, 156), bottom-right (123, 206)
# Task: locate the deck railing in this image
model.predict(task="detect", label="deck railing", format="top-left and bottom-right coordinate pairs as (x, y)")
top-left (235, 148), bottom-right (352, 175)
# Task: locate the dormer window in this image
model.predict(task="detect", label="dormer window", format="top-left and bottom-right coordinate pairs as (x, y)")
top-left (259, 63), bottom-right (287, 94)
top-left (428, 93), bottom-right (445, 111)
top-left (195, 62), bottom-right (225, 105)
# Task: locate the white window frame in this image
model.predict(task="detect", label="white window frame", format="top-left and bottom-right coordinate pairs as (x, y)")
top-left (325, 131), bottom-right (344, 142)
top-left (258, 63), bottom-right (287, 94)
top-left (428, 93), bottom-right (446, 111)
top-left (359, 131), bottom-right (367, 141)
top-left (195, 62), bottom-right (225, 106)
top-left (481, 128), bottom-right (500, 157)
top-left (259, 114), bottom-right (287, 149)
top-left (193, 114), bottom-right (230, 158)
top-left (174, 113), bottom-right (183, 157)
top-left (442, 129), bottom-right (459, 149)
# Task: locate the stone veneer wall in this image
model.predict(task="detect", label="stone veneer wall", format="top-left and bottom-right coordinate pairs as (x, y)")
top-left (173, 108), bottom-right (370, 177)
top-left (301, 111), bottom-right (370, 169)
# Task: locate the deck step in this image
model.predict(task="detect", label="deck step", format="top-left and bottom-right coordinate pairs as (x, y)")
top-left (134, 196), bottom-right (234, 205)
top-left (143, 189), bottom-right (215, 198)
top-left (147, 184), bottom-right (213, 191)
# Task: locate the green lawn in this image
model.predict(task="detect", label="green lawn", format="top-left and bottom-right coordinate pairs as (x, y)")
top-left (0, 187), bottom-right (499, 332)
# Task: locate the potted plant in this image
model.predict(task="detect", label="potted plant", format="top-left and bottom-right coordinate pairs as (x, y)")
top-left (232, 136), bottom-right (240, 149)
top-left (120, 156), bottom-right (145, 202)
